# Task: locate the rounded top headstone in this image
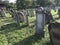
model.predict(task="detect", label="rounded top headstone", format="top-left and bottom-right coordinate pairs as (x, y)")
top-left (36, 7), bottom-right (44, 14)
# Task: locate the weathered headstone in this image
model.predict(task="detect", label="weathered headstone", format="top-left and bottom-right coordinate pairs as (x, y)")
top-left (44, 10), bottom-right (54, 24)
top-left (36, 7), bottom-right (45, 37)
top-left (15, 10), bottom-right (25, 26)
top-left (58, 9), bottom-right (60, 18)
top-left (13, 10), bottom-right (18, 19)
top-left (23, 9), bottom-right (29, 26)
top-left (0, 9), bottom-right (6, 17)
top-left (48, 22), bottom-right (60, 45)
top-left (19, 11), bottom-right (24, 22)
top-left (44, 10), bottom-right (50, 24)
top-left (28, 9), bottom-right (34, 17)
top-left (8, 9), bottom-right (16, 18)
top-left (15, 11), bottom-right (21, 26)
top-left (27, 9), bottom-right (31, 16)
top-left (52, 5), bottom-right (56, 12)
top-left (0, 9), bottom-right (2, 17)
top-left (30, 9), bottom-right (34, 17)
top-left (25, 14), bottom-right (29, 26)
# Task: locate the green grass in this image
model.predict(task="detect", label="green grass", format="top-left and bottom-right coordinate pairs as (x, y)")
top-left (0, 10), bottom-right (60, 45)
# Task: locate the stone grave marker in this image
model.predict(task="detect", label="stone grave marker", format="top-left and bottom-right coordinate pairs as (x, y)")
top-left (23, 9), bottom-right (29, 26)
top-left (15, 11), bottom-right (21, 26)
top-left (8, 9), bottom-right (16, 18)
top-left (44, 10), bottom-right (54, 24)
top-left (58, 9), bottom-right (60, 18)
top-left (1, 9), bottom-right (6, 17)
top-left (30, 9), bottom-right (34, 17)
top-left (19, 11), bottom-right (24, 22)
top-left (36, 7), bottom-right (45, 37)
top-left (28, 9), bottom-right (34, 17)
top-left (48, 22), bottom-right (60, 45)
top-left (15, 10), bottom-right (25, 26)
top-left (0, 9), bottom-right (2, 17)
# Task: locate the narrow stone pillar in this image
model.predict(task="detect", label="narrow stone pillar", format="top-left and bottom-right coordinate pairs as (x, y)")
top-left (36, 7), bottom-right (45, 37)
top-left (15, 11), bottom-right (21, 26)
top-left (58, 9), bottom-right (60, 18)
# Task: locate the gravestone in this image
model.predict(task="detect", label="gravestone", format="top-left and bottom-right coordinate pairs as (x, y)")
top-left (23, 9), bottom-right (29, 26)
top-left (28, 9), bottom-right (34, 17)
top-left (27, 9), bottom-right (31, 16)
top-left (52, 5), bottom-right (56, 12)
top-left (15, 11), bottom-right (21, 26)
top-left (25, 13), bottom-right (29, 26)
top-left (15, 10), bottom-right (25, 26)
top-left (13, 10), bottom-right (18, 19)
top-left (26, 9), bottom-right (29, 16)
top-left (0, 9), bottom-right (2, 17)
top-left (19, 11), bottom-right (24, 22)
top-left (36, 7), bottom-right (45, 37)
top-left (58, 9), bottom-right (60, 18)
top-left (44, 10), bottom-right (54, 24)
top-left (8, 9), bottom-right (16, 19)
top-left (44, 10), bottom-right (50, 24)
top-left (1, 9), bottom-right (6, 17)
top-left (30, 9), bottom-right (34, 17)
top-left (48, 22), bottom-right (60, 45)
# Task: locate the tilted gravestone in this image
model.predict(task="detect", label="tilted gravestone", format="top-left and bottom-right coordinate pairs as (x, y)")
top-left (48, 22), bottom-right (60, 45)
top-left (36, 7), bottom-right (45, 37)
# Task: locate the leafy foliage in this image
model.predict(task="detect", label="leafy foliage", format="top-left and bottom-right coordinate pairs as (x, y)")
top-left (16, 0), bottom-right (54, 9)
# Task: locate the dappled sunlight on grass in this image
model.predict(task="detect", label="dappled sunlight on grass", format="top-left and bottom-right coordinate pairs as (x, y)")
top-left (0, 15), bottom-right (50, 45)
top-left (0, 9), bottom-right (60, 45)
top-left (6, 13), bottom-right (12, 17)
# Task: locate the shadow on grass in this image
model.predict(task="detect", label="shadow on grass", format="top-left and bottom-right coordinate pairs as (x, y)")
top-left (30, 20), bottom-right (36, 23)
top-left (29, 24), bottom-right (35, 28)
top-left (43, 41), bottom-right (51, 45)
top-left (0, 23), bottom-right (27, 32)
top-left (55, 17), bottom-right (60, 20)
top-left (14, 35), bottom-right (44, 45)
top-left (53, 14), bottom-right (57, 16)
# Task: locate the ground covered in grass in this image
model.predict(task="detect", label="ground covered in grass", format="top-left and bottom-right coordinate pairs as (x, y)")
top-left (0, 10), bottom-right (60, 45)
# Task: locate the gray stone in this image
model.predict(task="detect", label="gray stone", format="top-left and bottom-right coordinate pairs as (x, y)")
top-left (0, 9), bottom-right (6, 17)
top-left (22, 9), bottom-right (29, 26)
top-left (48, 22), bottom-right (60, 45)
top-left (36, 7), bottom-right (45, 37)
